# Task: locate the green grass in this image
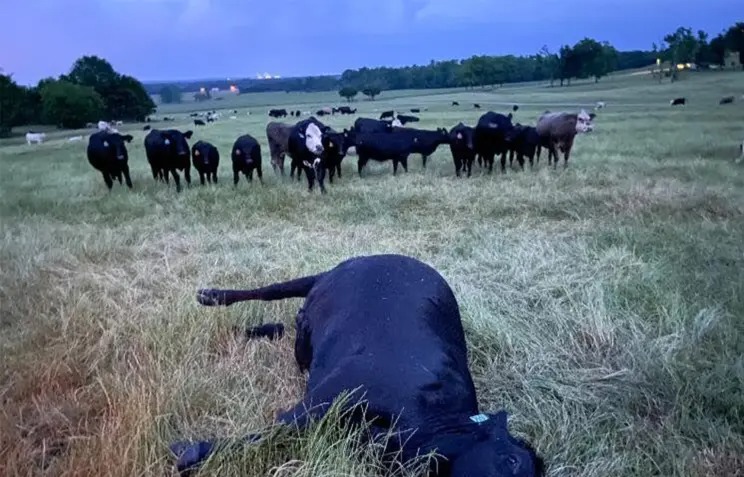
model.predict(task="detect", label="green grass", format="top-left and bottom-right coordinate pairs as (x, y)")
top-left (1, 70), bottom-right (744, 477)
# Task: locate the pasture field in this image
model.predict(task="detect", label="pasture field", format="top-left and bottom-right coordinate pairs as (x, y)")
top-left (1, 71), bottom-right (744, 476)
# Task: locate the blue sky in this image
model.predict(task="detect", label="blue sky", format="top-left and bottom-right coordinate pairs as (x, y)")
top-left (0, 0), bottom-right (739, 85)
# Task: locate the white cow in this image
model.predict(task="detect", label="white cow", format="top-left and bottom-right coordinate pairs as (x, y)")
top-left (68, 135), bottom-right (83, 142)
top-left (595, 101), bottom-right (605, 110)
top-left (25, 132), bottom-right (46, 145)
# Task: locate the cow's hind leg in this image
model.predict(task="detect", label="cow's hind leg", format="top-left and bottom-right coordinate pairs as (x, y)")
top-left (122, 165), bottom-right (133, 189)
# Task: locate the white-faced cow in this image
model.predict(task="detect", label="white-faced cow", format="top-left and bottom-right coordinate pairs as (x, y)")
top-left (287, 116), bottom-right (327, 192)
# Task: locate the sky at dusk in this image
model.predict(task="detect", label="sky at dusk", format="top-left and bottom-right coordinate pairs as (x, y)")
top-left (1, 0), bottom-right (740, 85)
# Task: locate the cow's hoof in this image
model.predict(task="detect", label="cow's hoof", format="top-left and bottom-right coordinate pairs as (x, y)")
top-left (197, 288), bottom-right (225, 306)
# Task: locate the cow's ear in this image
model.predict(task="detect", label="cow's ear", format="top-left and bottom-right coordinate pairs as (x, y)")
top-left (184, 130), bottom-right (194, 139)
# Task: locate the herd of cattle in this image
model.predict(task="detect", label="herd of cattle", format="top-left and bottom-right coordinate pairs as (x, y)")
top-left (84, 106), bottom-right (595, 193)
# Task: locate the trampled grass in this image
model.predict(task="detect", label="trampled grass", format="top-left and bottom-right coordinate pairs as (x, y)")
top-left (1, 71), bottom-right (744, 476)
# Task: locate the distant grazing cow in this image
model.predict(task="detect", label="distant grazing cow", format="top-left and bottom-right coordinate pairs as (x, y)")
top-left (354, 117), bottom-right (394, 134)
top-left (295, 110), bottom-right (301, 117)
top-left (114, 120), bottom-right (123, 127)
top-left (143, 125), bottom-right (151, 130)
top-left (269, 108), bottom-right (288, 118)
top-left (512, 105), bottom-right (519, 112)
top-left (287, 117), bottom-right (327, 192)
top-left (588, 112), bottom-right (597, 120)
top-left (25, 132), bottom-right (46, 145)
top-left (719, 96), bottom-right (735, 105)
top-left (473, 111), bottom-right (515, 173)
top-left (229, 115), bottom-right (237, 120)
top-left (171, 254), bottom-right (545, 477)
top-left (738, 139), bottom-right (744, 163)
top-left (379, 110), bottom-right (395, 120)
top-left (266, 121), bottom-right (293, 175)
top-left (452, 101), bottom-right (459, 106)
top-left (670, 97), bottom-right (686, 106)
top-left (231, 134), bottom-right (263, 185)
top-left (449, 122), bottom-right (476, 177)
top-left (535, 110), bottom-right (592, 168)
top-left (189, 113), bottom-right (199, 118)
top-left (86, 130), bottom-right (134, 190)
top-left (144, 129), bottom-right (194, 192)
top-left (474, 103), bottom-right (481, 109)
top-left (191, 140), bottom-right (220, 185)
top-left (194, 119), bottom-right (206, 126)
top-left (410, 108), bottom-right (421, 113)
top-left (396, 114), bottom-right (420, 125)
top-left (337, 106), bottom-right (356, 115)
top-left (392, 126), bottom-right (449, 168)
top-left (505, 124), bottom-right (540, 170)
top-left (316, 109), bottom-right (329, 116)
top-left (595, 101), bottom-right (605, 110)
top-left (232, 109), bottom-right (238, 114)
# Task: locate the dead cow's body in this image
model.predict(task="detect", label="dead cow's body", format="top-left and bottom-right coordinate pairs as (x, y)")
top-left (535, 111), bottom-right (591, 168)
top-left (172, 254), bottom-right (544, 477)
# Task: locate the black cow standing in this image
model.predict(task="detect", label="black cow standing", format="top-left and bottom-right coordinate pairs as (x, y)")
top-left (392, 127), bottom-right (449, 168)
top-left (191, 140), bottom-right (220, 184)
top-left (144, 129), bottom-right (194, 192)
top-left (354, 131), bottom-right (416, 176)
top-left (86, 131), bottom-right (134, 190)
top-left (353, 117), bottom-right (393, 134)
top-left (231, 134), bottom-right (263, 185)
top-left (320, 129), bottom-right (354, 185)
top-left (170, 254), bottom-right (545, 477)
top-left (505, 124), bottom-right (540, 170)
top-left (287, 116), bottom-right (327, 193)
top-left (448, 123), bottom-right (476, 177)
top-left (473, 112), bottom-right (514, 173)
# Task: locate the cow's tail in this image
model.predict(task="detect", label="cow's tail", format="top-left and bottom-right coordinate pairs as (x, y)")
top-left (196, 272), bottom-right (324, 307)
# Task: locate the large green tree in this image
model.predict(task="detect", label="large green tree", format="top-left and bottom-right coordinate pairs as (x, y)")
top-left (0, 74), bottom-right (29, 136)
top-left (338, 86), bottom-right (358, 102)
top-left (723, 22), bottom-right (744, 65)
top-left (39, 80), bottom-right (105, 129)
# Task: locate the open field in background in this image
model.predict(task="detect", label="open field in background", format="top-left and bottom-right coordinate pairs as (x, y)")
top-left (1, 71), bottom-right (744, 476)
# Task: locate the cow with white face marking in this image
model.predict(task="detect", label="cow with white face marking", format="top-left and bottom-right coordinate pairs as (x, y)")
top-left (535, 110), bottom-right (593, 168)
top-left (287, 117), bottom-right (327, 193)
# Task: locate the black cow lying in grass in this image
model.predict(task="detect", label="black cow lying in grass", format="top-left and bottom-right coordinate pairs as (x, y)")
top-left (170, 254), bottom-right (544, 477)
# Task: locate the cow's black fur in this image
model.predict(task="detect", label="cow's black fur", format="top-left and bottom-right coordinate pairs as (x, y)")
top-left (144, 129), bottom-right (194, 192)
top-left (505, 124), bottom-right (540, 170)
top-left (231, 134), bottom-right (263, 185)
top-left (354, 117), bottom-right (394, 134)
top-left (473, 112), bottom-right (514, 173)
top-left (191, 140), bottom-right (220, 185)
top-left (354, 131), bottom-right (417, 176)
top-left (86, 131), bottom-right (134, 190)
top-left (170, 254), bottom-right (545, 477)
top-left (392, 126), bottom-right (449, 168)
top-left (448, 123), bottom-right (476, 177)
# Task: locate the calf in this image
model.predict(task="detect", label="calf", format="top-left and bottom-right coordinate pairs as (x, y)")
top-left (535, 110), bottom-right (591, 168)
top-left (191, 140), bottom-right (220, 185)
top-left (287, 117), bottom-right (327, 192)
top-left (25, 132), bottom-right (46, 145)
top-left (86, 130), bottom-right (134, 190)
top-left (171, 254), bottom-right (545, 477)
top-left (396, 114), bottom-right (420, 125)
top-left (670, 97), bottom-right (686, 106)
top-left (595, 101), bottom-right (605, 110)
top-left (505, 124), bottom-right (540, 170)
top-left (474, 103), bottom-right (481, 109)
top-left (354, 131), bottom-right (417, 176)
top-left (266, 121), bottom-right (293, 175)
top-left (473, 111), bottom-right (515, 173)
top-left (719, 96), bottom-right (735, 105)
top-left (144, 129), bottom-right (194, 192)
top-left (320, 128), bottom-right (355, 184)
top-left (231, 134), bottom-right (263, 185)
top-left (449, 123), bottom-right (476, 177)
top-left (392, 126), bottom-right (449, 168)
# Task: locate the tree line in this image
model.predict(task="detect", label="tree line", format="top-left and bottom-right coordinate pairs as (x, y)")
top-left (0, 56), bottom-right (155, 136)
top-left (338, 22), bottom-right (743, 93)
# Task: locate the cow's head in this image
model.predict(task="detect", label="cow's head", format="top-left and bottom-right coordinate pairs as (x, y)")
top-left (233, 140), bottom-right (256, 167)
top-left (103, 133), bottom-right (134, 161)
top-left (300, 122), bottom-right (324, 155)
top-left (451, 124), bottom-right (474, 150)
top-left (434, 411), bottom-right (545, 477)
top-left (192, 141), bottom-right (212, 165)
top-left (162, 129), bottom-right (193, 158)
top-left (341, 128), bottom-right (356, 153)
